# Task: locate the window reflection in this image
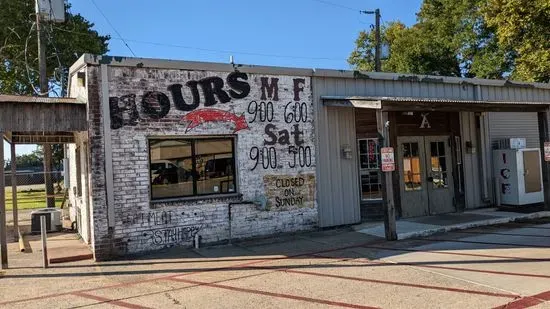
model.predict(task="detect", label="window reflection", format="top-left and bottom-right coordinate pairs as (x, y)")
top-left (403, 142), bottom-right (422, 191)
top-left (150, 138), bottom-right (236, 200)
top-left (430, 141), bottom-right (448, 189)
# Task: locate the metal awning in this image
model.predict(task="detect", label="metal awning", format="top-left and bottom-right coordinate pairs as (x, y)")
top-left (322, 96), bottom-right (550, 112)
top-left (323, 97), bottom-right (381, 109)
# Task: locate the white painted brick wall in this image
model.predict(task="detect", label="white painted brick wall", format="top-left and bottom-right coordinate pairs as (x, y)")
top-left (89, 66), bottom-right (318, 257)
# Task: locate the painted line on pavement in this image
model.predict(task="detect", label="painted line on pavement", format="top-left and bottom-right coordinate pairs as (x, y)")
top-left (282, 269), bottom-right (519, 298)
top-left (350, 258), bottom-right (550, 280)
top-left (360, 245), bottom-right (549, 261)
top-left (493, 290), bottom-right (550, 309)
top-left (72, 291), bottom-right (153, 309)
top-left (169, 277), bottom-right (380, 309)
top-left (451, 230), bottom-right (550, 238)
top-left (506, 223), bottom-right (550, 230)
top-left (419, 238), bottom-right (550, 249)
top-left (0, 240), bottom-right (385, 306)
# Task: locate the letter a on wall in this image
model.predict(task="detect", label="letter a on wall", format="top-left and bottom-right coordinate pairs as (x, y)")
top-left (420, 113), bottom-right (431, 129)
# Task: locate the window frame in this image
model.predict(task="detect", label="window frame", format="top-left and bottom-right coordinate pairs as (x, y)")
top-left (357, 138), bottom-right (383, 202)
top-left (148, 135), bottom-right (237, 201)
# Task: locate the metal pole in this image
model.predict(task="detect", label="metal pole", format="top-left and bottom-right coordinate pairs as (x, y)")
top-left (44, 146), bottom-right (55, 207)
top-left (0, 136), bottom-right (8, 269)
top-left (36, 0), bottom-right (48, 96)
top-left (374, 9), bottom-right (381, 72)
top-left (35, 0), bottom-right (55, 208)
top-left (11, 143), bottom-right (18, 242)
top-left (40, 216), bottom-right (48, 268)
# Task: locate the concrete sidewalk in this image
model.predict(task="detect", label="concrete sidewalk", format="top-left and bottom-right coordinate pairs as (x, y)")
top-left (354, 207), bottom-right (550, 239)
top-left (2, 219), bottom-right (550, 308)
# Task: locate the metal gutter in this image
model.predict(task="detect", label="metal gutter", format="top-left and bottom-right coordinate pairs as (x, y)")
top-left (320, 95), bottom-right (550, 106)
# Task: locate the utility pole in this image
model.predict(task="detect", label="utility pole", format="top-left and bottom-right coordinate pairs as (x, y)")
top-left (360, 8), bottom-right (382, 72)
top-left (35, 0), bottom-right (55, 208)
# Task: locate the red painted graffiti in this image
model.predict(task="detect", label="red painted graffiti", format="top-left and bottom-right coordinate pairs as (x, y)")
top-left (182, 108), bottom-right (249, 133)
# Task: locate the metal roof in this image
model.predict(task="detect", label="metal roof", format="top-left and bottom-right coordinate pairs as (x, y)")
top-left (0, 95), bottom-right (81, 104)
top-left (73, 53), bottom-right (550, 90)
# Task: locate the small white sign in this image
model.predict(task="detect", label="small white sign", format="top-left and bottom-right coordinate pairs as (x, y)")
top-left (545, 142), bottom-right (550, 162)
top-left (381, 147), bottom-right (395, 172)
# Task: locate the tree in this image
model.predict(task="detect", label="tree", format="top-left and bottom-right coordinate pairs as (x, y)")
top-left (348, 0), bottom-right (538, 80)
top-left (484, 0), bottom-right (550, 82)
top-left (0, 0), bottom-right (110, 95)
top-left (5, 149), bottom-right (43, 170)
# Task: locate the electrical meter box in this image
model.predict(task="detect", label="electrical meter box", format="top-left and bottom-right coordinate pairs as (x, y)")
top-left (493, 148), bottom-right (544, 205)
top-left (36, 0), bottom-right (65, 23)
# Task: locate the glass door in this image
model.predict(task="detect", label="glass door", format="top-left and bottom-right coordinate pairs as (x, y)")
top-left (358, 138), bottom-right (382, 201)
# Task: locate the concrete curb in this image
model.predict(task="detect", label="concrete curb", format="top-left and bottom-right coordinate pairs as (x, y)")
top-left (397, 211), bottom-right (550, 240)
top-left (49, 253), bottom-right (94, 264)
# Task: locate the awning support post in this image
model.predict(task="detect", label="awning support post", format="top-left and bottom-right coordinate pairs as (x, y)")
top-left (377, 111), bottom-right (397, 240)
top-left (538, 110), bottom-right (550, 210)
top-left (11, 142), bottom-right (18, 241)
top-left (0, 134), bottom-right (8, 269)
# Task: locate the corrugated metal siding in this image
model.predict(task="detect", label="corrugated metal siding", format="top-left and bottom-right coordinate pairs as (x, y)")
top-left (460, 112), bottom-right (484, 208)
top-left (314, 78), bottom-right (363, 227)
top-left (488, 112), bottom-right (539, 148)
top-left (316, 106), bottom-right (360, 227)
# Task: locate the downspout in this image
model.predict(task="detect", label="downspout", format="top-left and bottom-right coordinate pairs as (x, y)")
top-left (476, 84), bottom-right (491, 202)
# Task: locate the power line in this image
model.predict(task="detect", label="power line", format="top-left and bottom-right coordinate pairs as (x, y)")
top-left (308, 0), bottom-right (360, 12)
top-left (52, 26), bottom-right (345, 62)
top-left (89, 0), bottom-right (136, 57)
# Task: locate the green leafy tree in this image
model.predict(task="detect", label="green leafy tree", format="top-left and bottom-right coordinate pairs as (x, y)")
top-left (0, 0), bottom-right (109, 95)
top-left (5, 149), bottom-right (43, 170)
top-left (348, 21), bottom-right (461, 76)
top-left (484, 0), bottom-right (550, 82)
top-left (348, 0), bottom-right (533, 80)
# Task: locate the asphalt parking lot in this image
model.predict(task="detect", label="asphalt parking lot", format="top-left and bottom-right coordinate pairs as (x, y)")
top-left (1, 219), bottom-right (550, 309)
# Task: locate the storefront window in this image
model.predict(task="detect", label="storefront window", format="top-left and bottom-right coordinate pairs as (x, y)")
top-left (358, 138), bottom-right (382, 200)
top-left (149, 137), bottom-right (236, 200)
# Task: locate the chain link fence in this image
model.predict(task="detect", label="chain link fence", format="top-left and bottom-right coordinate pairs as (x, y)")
top-left (4, 171), bottom-right (65, 210)
top-left (5, 171), bottom-right (63, 188)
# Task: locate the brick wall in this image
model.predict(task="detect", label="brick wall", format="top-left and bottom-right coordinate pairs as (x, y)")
top-left (88, 66), bottom-right (318, 258)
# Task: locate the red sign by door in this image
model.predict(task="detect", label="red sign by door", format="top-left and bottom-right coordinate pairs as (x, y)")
top-left (381, 147), bottom-right (395, 172)
top-left (544, 142), bottom-right (550, 162)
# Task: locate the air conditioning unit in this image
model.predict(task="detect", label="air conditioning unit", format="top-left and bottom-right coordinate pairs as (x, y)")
top-left (31, 208), bottom-right (62, 234)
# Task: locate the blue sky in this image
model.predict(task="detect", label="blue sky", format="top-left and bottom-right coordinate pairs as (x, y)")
top-left (4, 0), bottom-right (422, 160)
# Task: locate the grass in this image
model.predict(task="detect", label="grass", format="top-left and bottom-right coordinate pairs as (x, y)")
top-left (4, 189), bottom-right (64, 210)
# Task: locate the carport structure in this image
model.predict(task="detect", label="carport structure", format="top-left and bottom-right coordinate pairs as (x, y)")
top-left (0, 94), bottom-right (87, 269)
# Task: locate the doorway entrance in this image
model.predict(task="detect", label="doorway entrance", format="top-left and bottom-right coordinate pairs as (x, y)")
top-left (397, 136), bottom-right (455, 218)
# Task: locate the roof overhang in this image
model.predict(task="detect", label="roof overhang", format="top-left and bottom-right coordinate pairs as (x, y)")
top-left (322, 96), bottom-right (550, 112)
top-left (0, 95), bottom-right (87, 144)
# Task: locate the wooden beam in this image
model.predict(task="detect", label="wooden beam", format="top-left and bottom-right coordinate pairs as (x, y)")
top-left (10, 142), bottom-right (17, 242)
top-left (381, 102), bottom-right (546, 113)
top-left (0, 102), bottom-right (86, 132)
top-left (11, 135), bottom-right (75, 144)
top-left (377, 111), bottom-right (397, 240)
top-left (0, 135), bottom-right (7, 269)
top-left (538, 110), bottom-right (550, 210)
